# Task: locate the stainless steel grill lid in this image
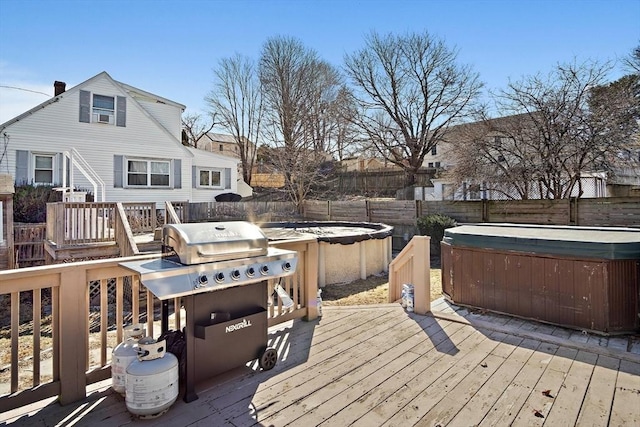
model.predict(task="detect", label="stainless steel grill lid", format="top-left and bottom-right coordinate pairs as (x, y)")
top-left (120, 221), bottom-right (298, 300)
top-left (163, 222), bottom-right (269, 265)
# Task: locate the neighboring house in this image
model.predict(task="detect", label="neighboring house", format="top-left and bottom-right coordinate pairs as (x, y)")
top-left (0, 72), bottom-right (239, 205)
top-left (419, 115), bottom-right (639, 201)
top-left (199, 132), bottom-right (248, 160)
top-left (198, 132), bottom-right (256, 193)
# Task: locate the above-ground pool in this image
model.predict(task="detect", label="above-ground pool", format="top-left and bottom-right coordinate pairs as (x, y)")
top-left (441, 223), bottom-right (640, 334)
top-left (261, 221), bottom-right (394, 286)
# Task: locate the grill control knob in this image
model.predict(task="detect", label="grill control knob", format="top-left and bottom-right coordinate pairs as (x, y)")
top-left (260, 265), bottom-right (270, 275)
top-left (198, 275), bottom-right (208, 285)
top-left (231, 270), bottom-right (241, 280)
top-left (214, 272), bottom-right (225, 283)
top-left (246, 267), bottom-right (256, 278)
top-left (282, 262), bottom-right (292, 272)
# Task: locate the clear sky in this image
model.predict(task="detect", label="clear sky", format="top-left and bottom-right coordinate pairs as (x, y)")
top-left (1, 0), bottom-right (639, 124)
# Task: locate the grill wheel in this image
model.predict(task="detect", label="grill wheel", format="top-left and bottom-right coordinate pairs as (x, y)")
top-left (259, 347), bottom-right (278, 370)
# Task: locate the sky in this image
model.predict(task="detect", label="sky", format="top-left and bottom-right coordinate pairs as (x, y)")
top-left (0, 0), bottom-right (639, 124)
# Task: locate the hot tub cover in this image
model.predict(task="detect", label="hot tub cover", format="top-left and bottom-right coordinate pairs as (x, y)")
top-left (443, 223), bottom-right (640, 260)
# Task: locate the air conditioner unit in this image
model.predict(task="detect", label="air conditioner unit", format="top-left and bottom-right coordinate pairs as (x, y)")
top-left (98, 114), bottom-right (111, 124)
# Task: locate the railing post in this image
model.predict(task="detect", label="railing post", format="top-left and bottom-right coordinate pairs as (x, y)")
top-left (305, 240), bottom-right (319, 321)
top-left (58, 268), bottom-right (88, 405)
top-left (413, 236), bottom-right (431, 315)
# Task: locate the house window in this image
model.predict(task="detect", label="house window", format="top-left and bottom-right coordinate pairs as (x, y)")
top-left (93, 94), bottom-right (115, 124)
top-left (127, 159), bottom-right (170, 187)
top-left (428, 162), bottom-right (434, 168)
top-left (219, 144), bottom-right (224, 152)
top-left (33, 154), bottom-right (55, 185)
top-left (198, 168), bottom-right (223, 188)
top-left (431, 145), bottom-right (437, 156)
top-left (435, 161), bottom-right (441, 168)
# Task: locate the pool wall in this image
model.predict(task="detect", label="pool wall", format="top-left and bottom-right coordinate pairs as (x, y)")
top-left (260, 221), bottom-right (394, 287)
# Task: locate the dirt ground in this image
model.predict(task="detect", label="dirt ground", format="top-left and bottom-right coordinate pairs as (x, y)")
top-left (321, 268), bottom-right (442, 306)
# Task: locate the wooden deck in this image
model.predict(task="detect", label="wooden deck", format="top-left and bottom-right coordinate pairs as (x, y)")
top-left (2, 301), bottom-right (639, 426)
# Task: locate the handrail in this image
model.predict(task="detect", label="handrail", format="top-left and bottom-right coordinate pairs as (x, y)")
top-left (114, 202), bottom-right (139, 256)
top-left (165, 201), bottom-right (182, 224)
top-left (63, 148), bottom-right (106, 202)
top-left (388, 235), bottom-right (431, 315)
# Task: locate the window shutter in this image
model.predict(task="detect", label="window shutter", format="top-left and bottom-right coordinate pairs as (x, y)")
top-left (56, 153), bottom-right (64, 186)
top-left (224, 168), bottom-right (231, 189)
top-left (192, 166), bottom-right (197, 188)
top-left (116, 96), bottom-right (126, 127)
top-left (114, 155), bottom-right (123, 188)
top-left (16, 150), bottom-right (29, 184)
top-left (173, 159), bottom-right (181, 189)
top-left (79, 90), bottom-right (90, 123)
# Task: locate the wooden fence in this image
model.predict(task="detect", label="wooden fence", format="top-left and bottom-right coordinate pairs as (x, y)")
top-left (187, 201), bottom-right (300, 222)
top-left (13, 223), bottom-right (46, 268)
top-left (335, 169), bottom-right (436, 197)
top-left (304, 197), bottom-right (640, 227)
top-left (303, 197), bottom-right (640, 249)
top-left (10, 196), bottom-right (640, 268)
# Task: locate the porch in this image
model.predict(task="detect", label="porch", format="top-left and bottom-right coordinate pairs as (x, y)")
top-left (2, 301), bottom-right (639, 426)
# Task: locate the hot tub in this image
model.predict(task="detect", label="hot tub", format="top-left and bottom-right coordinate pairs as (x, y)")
top-left (441, 224), bottom-right (640, 334)
top-left (261, 221), bottom-right (393, 286)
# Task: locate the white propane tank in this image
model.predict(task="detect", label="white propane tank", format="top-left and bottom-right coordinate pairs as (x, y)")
top-left (111, 324), bottom-right (145, 395)
top-left (317, 289), bottom-right (323, 317)
top-left (125, 337), bottom-right (179, 419)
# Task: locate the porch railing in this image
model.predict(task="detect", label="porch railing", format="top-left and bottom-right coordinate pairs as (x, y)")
top-left (388, 235), bottom-right (431, 315)
top-left (0, 238), bottom-right (318, 413)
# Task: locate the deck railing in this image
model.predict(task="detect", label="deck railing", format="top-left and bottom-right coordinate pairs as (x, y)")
top-left (45, 202), bottom-right (159, 247)
top-left (388, 235), bottom-right (431, 315)
top-left (0, 238), bottom-right (318, 413)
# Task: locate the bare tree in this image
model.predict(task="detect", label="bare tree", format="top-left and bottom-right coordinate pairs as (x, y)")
top-left (623, 43), bottom-right (640, 75)
top-left (206, 53), bottom-right (263, 185)
top-left (181, 112), bottom-right (216, 148)
top-left (344, 31), bottom-right (483, 186)
top-left (259, 36), bottom-right (345, 209)
top-left (450, 60), bottom-right (639, 199)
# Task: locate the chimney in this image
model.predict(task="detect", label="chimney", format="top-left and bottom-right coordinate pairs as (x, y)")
top-left (54, 81), bottom-right (66, 96)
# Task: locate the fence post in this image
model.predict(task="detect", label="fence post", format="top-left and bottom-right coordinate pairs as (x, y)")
top-left (482, 199), bottom-right (488, 222)
top-left (569, 197), bottom-right (577, 225)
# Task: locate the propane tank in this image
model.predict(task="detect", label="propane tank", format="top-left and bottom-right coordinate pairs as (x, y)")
top-left (317, 289), bottom-right (323, 317)
top-left (125, 337), bottom-right (179, 419)
top-left (111, 324), bottom-right (145, 395)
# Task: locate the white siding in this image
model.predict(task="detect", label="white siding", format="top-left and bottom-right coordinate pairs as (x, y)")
top-left (2, 73), bottom-right (195, 206)
top-left (135, 99), bottom-right (182, 140)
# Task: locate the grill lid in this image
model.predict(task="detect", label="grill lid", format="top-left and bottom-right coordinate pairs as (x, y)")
top-left (163, 221), bottom-right (268, 265)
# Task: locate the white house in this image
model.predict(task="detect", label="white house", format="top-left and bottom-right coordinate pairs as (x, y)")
top-left (419, 115), bottom-right (637, 201)
top-left (0, 71), bottom-right (241, 205)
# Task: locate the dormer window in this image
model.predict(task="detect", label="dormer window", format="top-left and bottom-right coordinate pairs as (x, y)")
top-left (92, 95), bottom-right (115, 124)
top-left (79, 90), bottom-right (126, 126)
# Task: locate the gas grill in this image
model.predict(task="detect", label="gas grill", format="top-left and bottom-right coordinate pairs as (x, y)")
top-left (121, 221), bottom-right (298, 402)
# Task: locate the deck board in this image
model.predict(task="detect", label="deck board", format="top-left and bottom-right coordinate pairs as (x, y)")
top-left (2, 304), bottom-right (638, 427)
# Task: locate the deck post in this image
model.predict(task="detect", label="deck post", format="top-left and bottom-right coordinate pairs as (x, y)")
top-left (412, 236), bottom-right (431, 315)
top-left (58, 268), bottom-right (89, 405)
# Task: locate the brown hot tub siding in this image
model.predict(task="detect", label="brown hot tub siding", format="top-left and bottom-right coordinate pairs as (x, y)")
top-left (441, 242), bottom-right (639, 333)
